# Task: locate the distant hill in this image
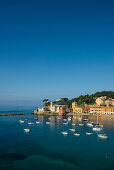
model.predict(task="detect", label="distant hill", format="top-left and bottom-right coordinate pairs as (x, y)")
top-left (55, 91), bottom-right (114, 108)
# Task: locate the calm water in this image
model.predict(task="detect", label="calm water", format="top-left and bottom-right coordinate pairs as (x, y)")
top-left (0, 112), bottom-right (114, 170)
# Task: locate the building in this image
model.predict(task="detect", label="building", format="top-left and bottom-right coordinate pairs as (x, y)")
top-left (72, 102), bottom-right (82, 113)
top-left (82, 105), bottom-right (90, 113)
top-left (105, 98), bottom-right (114, 107)
top-left (95, 96), bottom-right (106, 106)
top-left (89, 106), bottom-right (114, 115)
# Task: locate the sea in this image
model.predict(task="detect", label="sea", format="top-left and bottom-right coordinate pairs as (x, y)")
top-left (0, 110), bottom-right (114, 170)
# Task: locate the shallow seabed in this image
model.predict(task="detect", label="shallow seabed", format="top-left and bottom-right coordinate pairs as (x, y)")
top-left (0, 113), bottom-right (114, 170)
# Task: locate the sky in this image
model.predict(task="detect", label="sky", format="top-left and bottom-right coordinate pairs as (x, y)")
top-left (0, 0), bottom-right (114, 109)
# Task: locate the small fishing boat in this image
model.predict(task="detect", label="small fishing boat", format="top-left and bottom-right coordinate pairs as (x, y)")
top-left (98, 134), bottom-right (108, 139)
top-left (61, 132), bottom-right (68, 135)
top-left (87, 123), bottom-right (93, 127)
top-left (69, 129), bottom-right (76, 132)
top-left (72, 123), bottom-right (76, 126)
top-left (28, 122), bottom-right (34, 125)
top-left (74, 133), bottom-right (80, 136)
top-left (34, 117), bottom-right (38, 120)
top-left (93, 125), bottom-right (102, 131)
top-left (67, 117), bottom-right (71, 121)
top-left (19, 120), bottom-right (25, 123)
top-left (36, 121), bottom-right (41, 124)
top-left (24, 128), bottom-right (31, 132)
top-left (86, 132), bottom-right (93, 135)
top-left (79, 123), bottom-right (84, 126)
top-left (63, 119), bottom-right (67, 121)
top-left (46, 122), bottom-right (50, 124)
top-left (63, 122), bottom-right (68, 125)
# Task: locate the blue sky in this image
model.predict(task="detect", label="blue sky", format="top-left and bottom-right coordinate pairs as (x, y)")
top-left (0, 0), bottom-right (114, 109)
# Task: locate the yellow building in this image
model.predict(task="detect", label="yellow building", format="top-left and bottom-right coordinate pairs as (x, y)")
top-left (72, 102), bottom-right (82, 113)
top-left (95, 96), bottom-right (106, 106)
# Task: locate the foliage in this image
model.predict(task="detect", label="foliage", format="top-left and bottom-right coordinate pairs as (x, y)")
top-left (54, 91), bottom-right (114, 108)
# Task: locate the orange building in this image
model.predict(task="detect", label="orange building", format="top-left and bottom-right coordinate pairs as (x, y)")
top-left (89, 106), bottom-right (114, 115)
top-left (82, 105), bottom-right (90, 113)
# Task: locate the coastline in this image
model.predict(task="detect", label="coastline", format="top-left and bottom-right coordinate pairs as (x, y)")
top-left (0, 112), bottom-right (34, 116)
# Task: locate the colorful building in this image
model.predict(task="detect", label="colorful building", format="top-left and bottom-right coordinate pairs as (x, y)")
top-left (72, 102), bottom-right (82, 113)
top-left (105, 98), bottom-right (114, 107)
top-left (89, 106), bottom-right (114, 115)
top-left (95, 96), bottom-right (106, 106)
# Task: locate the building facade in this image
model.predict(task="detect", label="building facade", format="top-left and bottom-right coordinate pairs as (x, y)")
top-left (95, 96), bottom-right (106, 106)
top-left (89, 106), bottom-right (114, 115)
top-left (72, 102), bottom-right (82, 113)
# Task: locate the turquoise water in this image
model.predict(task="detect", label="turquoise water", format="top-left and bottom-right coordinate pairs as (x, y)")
top-left (0, 113), bottom-right (114, 170)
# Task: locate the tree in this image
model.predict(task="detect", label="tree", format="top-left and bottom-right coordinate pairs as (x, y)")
top-left (43, 99), bottom-right (48, 102)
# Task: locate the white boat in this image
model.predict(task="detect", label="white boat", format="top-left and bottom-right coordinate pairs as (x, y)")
top-left (72, 123), bottom-right (76, 126)
top-left (46, 122), bottom-right (50, 124)
top-left (34, 118), bottom-right (38, 120)
top-left (61, 132), bottom-right (68, 135)
top-left (48, 118), bottom-right (51, 120)
top-left (79, 123), bottom-right (84, 126)
top-left (86, 132), bottom-right (93, 135)
top-left (19, 120), bottom-right (25, 123)
top-left (24, 128), bottom-right (31, 132)
top-left (67, 117), bottom-right (71, 121)
top-left (36, 121), bottom-right (41, 124)
top-left (87, 123), bottom-right (93, 127)
top-left (93, 126), bottom-right (102, 131)
top-left (69, 129), bottom-right (76, 132)
top-left (63, 122), bottom-right (68, 125)
top-left (99, 125), bottom-right (103, 128)
top-left (74, 133), bottom-right (80, 136)
top-left (63, 119), bottom-right (67, 121)
top-left (98, 134), bottom-right (108, 139)
top-left (28, 122), bottom-right (34, 125)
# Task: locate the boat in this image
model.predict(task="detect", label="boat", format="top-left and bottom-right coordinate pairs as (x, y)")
top-left (46, 122), bottom-right (50, 124)
top-left (93, 125), bottom-right (102, 131)
top-left (92, 115), bottom-right (102, 131)
top-left (87, 123), bottom-right (93, 127)
top-left (61, 132), bottom-right (68, 135)
top-left (28, 122), bottom-right (34, 125)
top-left (98, 134), bottom-right (108, 139)
top-left (67, 117), bottom-right (71, 121)
top-left (86, 132), bottom-right (93, 135)
top-left (79, 123), bottom-right (84, 126)
top-left (48, 118), bottom-right (51, 120)
top-left (69, 129), bottom-right (76, 132)
top-left (63, 122), bottom-right (68, 125)
top-left (24, 128), bottom-right (31, 132)
top-left (19, 120), bottom-right (25, 123)
top-left (36, 121), bottom-right (41, 124)
top-left (63, 119), bottom-right (67, 121)
top-left (74, 133), bottom-right (80, 136)
top-left (72, 123), bottom-right (76, 126)
top-left (34, 117), bottom-right (38, 120)
top-left (99, 125), bottom-right (103, 128)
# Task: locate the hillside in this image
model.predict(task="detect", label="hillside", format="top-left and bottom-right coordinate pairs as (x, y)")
top-left (54, 91), bottom-right (114, 108)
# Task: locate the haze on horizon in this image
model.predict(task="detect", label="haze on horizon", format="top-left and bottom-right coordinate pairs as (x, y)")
top-left (0, 0), bottom-right (114, 109)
